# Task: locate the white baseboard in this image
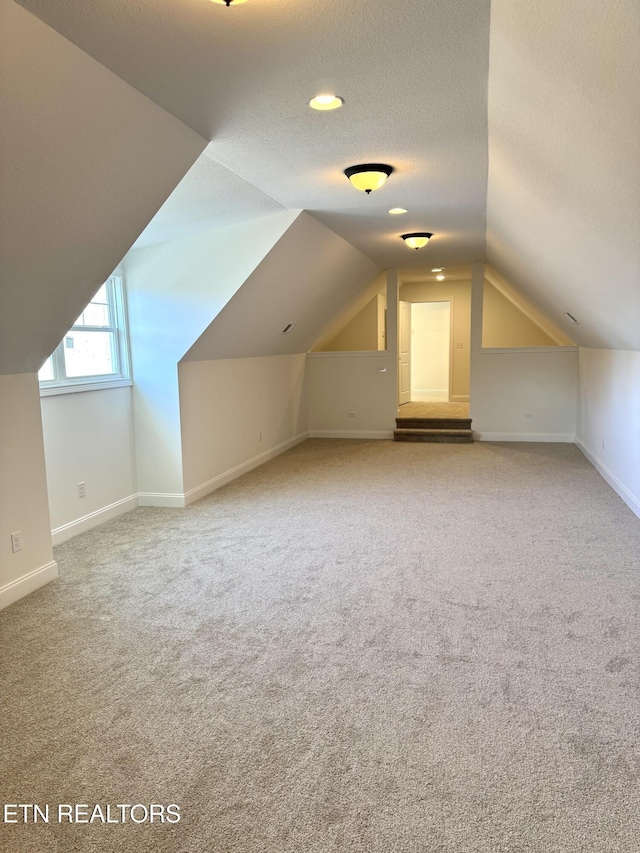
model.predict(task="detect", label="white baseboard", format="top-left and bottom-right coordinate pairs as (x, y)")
top-left (137, 493), bottom-right (186, 508)
top-left (0, 561), bottom-right (58, 611)
top-left (183, 432), bottom-right (309, 506)
top-left (474, 432), bottom-right (575, 443)
top-left (575, 438), bottom-right (640, 520)
top-left (451, 395), bottom-right (470, 403)
top-left (413, 388), bottom-right (448, 396)
top-left (308, 430), bottom-right (394, 439)
top-left (51, 495), bottom-right (139, 545)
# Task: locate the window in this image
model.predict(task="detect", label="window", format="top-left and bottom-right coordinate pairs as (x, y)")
top-left (39, 272), bottom-right (131, 394)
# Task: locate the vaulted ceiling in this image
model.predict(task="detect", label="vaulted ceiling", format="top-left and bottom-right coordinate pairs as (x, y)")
top-left (6, 0), bottom-right (640, 359)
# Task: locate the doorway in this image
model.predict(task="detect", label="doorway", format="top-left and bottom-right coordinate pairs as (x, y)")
top-left (410, 301), bottom-right (451, 402)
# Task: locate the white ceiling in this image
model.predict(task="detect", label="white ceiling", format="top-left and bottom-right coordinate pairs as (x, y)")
top-left (15, 0), bottom-right (491, 269)
top-left (132, 146), bottom-right (285, 249)
top-left (10, 0), bottom-right (639, 352)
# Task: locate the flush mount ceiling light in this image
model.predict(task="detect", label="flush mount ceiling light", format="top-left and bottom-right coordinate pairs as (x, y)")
top-left (436, 275), bottom-right (445, 281)
top-left (210, 0), bottom-right (248, 5)
top-left (309, 94), bottom-right (344, 111)
top-left (401, 232), bottom-right (433, 250)
top-left (431, 267), bottom-right (443, 272)
top-left (344, 164), bottom-right (393, 194)
top-left (388, 208), bottom-right (408, 215)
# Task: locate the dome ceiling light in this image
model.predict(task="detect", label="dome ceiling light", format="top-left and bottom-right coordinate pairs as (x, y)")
top-left (401, 232), bottom-right (433, 250)
top-left (309, 94), bottom-right (344, 111)
top-left (388, 208), bottom-right (408, 215)
top-left (344, 164), bottom-right (393, 194)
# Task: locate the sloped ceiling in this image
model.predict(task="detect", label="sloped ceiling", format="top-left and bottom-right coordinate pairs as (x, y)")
top-left (182, 212), bottom-right (380, 361)
top-left (126, 210), bottom-right (301, 365)
top-left (14, 0), bottom-right (491, 270)
top-left (0, 0), bottom-right (206, 375)
top-left (486, 0), bottom-right (640, 350)
top-left (8, 0), bottom-right (639, 355)
top-left (132, 146), bottom-right (285, 250)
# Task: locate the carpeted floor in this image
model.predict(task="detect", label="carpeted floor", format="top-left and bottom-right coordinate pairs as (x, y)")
top-left (1, 439), bottom-right (640, 852)
top-left (399, 400), bottom-right (470, 418)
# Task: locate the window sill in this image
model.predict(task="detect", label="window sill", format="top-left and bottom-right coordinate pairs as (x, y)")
top-left (39, 377), bottom-right (132, 397)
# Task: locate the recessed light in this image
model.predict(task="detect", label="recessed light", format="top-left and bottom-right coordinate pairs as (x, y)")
top-left (431, 268), bottom-right (443, 272)
top-left (388, 208), bottom-right (408, 215)
top-left (436, 275), bottom-right (445, 280)
top-left (309, 95), bottom-right (344, 111)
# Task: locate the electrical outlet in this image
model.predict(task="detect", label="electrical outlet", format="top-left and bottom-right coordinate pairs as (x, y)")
top-left (602, 438), bottom-right (605, 450)
top-left (347, 412), bottom-right (356, 418)
top-left (11, 531), bottom-right (22, 553)
top-left (524, 413), bottom-right (534, 420)
top-left (78, 481), bottom-right (86, 498)
top-left (456, 341), bottom-right (464, 349)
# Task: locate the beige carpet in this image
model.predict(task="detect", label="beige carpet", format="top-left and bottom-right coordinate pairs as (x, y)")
top-left (398, 400), bottom-right (470, 418)
top-left (1, 440), bottom-right (640, 851)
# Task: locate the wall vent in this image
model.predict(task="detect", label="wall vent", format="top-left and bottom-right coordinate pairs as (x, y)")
top-left (281, 324), bottom-right (296, 335)
top-left (565, 312), bottom-right (580, 325)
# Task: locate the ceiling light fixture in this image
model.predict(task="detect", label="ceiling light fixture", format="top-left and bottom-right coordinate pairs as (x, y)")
top-left (344, 164), bottom-right (393, 194)
top-left (436, 275), bottom-right (445, 281)
top-left (210, 0), bottom-right (248, 6)
top-left (401, 232), bottom-right (433, 250)
top-left (309, 95), bottom-right (344, 111)
top-left (431, 267), bottom-right (443, 272)
top-left (388, 208), bottom-right (408, 215)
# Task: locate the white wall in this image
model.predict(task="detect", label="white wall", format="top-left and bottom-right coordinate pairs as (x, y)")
top-left (306, 353), bottom-right (397, 438)
top-left (179, 356), bottom-right (308, 502)
top-left (470, 263), bottom-right (578, 440)
top-left (471, 350), bottom-right (578, 440)
top-left (576, 348), bottom-right (640, 518)
top-left (40, 388), bottom-right (137, 543)
top-left (0, 375), bottom-right (57, 610)
top-left (125, 212), bottom-right (299, 500)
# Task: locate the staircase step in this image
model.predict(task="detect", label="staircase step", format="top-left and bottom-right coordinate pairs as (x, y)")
top-left (396, 417), bottom-right (472, 430)
top-left (393, 428), bottom-right (473, 443)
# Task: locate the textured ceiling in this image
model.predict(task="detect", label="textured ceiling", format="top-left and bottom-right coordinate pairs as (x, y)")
top-left (11, 0), bottom-right (639, 351)
top-left (15, 0), bottom-right (491, 269)
top-left (487, 0), bottom-right (640, 350)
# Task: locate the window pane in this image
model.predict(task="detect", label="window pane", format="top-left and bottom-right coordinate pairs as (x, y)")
top-left (74, 284), bottom-right (110, 327)
top-left (63, 331), bottom-right (117, 377)
top-left (38, 357), bottom-right (54, 382)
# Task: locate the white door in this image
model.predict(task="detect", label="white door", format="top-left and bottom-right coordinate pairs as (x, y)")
top-left (398, 300), bottom-right (411, 405)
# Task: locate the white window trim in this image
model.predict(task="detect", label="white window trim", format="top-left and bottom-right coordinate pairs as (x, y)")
top-left (39, 271), bottom-right (132, 396)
